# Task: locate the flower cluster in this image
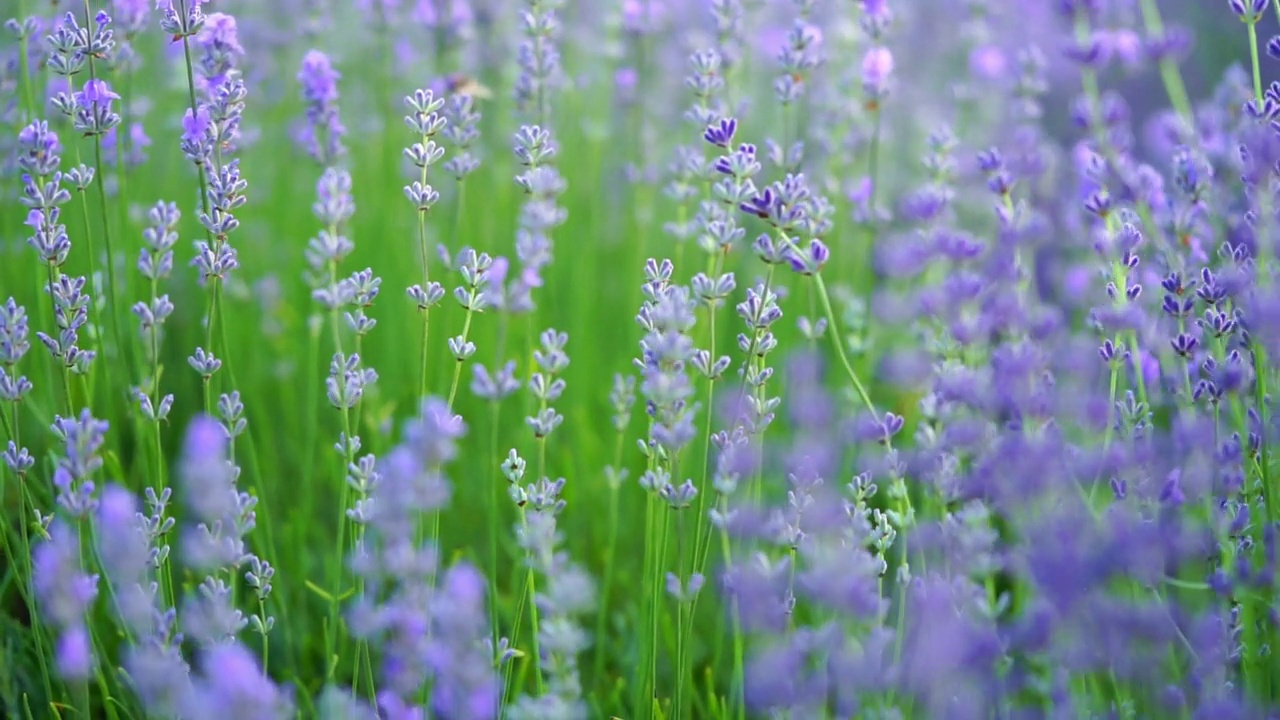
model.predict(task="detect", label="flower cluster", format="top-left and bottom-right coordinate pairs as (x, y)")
top-left (9, 2), bottom-right (1280, 719)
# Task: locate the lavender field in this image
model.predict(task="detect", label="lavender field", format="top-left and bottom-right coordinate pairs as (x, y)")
top-left (5, 0), bottom-right (1280, 718)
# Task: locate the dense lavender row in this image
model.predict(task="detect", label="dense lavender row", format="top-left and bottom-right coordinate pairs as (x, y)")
top-left (3, 0), bottom-right (1280, 718)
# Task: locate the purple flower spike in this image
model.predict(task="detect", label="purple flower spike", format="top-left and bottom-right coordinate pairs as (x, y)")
top-left (186, 643), bottom-right (293, 719)
top-left (704, 117), bottom-right (738, 148)
top-left (860, 46), bottom-right (894, 98)
top-left (297, 49), bottom-right (346, 164)
top-left (78, 79), bottom-right (120, 106)
top-left (1230, 0), bottom-right (1269, 21)
top-left (33, 520), bottom-right (98, 681)
top-left (786, 239), bottom-right (830, 276)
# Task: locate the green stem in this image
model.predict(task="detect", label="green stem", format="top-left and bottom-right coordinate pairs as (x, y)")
top-left (649, 504), bottom-right (670, 718)
top-left (1137, 0), bottom-right (1194, 125)
top-left (592, 432), bottom-right (624, 685)
top-left (813, 273), bottom-right (876, 415)
top-left (674, 510), bottom-right (688, 719)
top-left (178, 1), bottom-right (213, 231)
top-left (509, 421), bottom-right (553, 697)
top-left (486, 401), bottom-right (503, 648)
top-left (17, 29), bottom-right (38, 123)
top-left (78, 1), bottom-right (127, 380)
top-left (636, 467), bottom-right (656, 716)
top-left (46, 262), bottom-right (74, 416)
top-left (717, 495), bottom-right (746, 720)
top-left (326, 256), bottom-right (355, 684)
top-left (74, 172), bottom-right (105, 407)
top-left (1248, 20), bottom-right (1265, 107)
top-left (446, 309), bottom-right (476, 410)
top-left (90, 131), bottom-right (127, 378)
top-left (0, 414), bottom-right (55, 706)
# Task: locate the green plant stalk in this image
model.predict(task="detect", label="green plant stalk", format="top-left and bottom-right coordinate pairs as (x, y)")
top-left (415, 140), bottom-right (438, 404)
top-left (1253, 346), bottom-right (1274, 525)
top-left (1136, 0), bottom-right (1194, 125)
top-left (73, 166), bottom-right (107, 409)
top-left (649, 502), bottom-right (670, 719)
top-left (174, 0), bottom-right (225, 422)
top-left (201, 289), bottom-right (216, 415)
top-left (178, 1), bottom-right (214, 228)
top-left (690, 249), bottom-right (724, 580)
top-left (0, 409), bottom-right (55, 707)
top-left (76, 512), bottom-right (122, 720)
top-left (635, 429), bottom-right (657, 717)
top-left (502, 380), bottom-right (554, 698)
top-left (592, 430), bottom-right (625, 685)
top-left (510, 508), bottom-right (546, 698)
top-left (855, 104), bottom-right (883, 288)
top-left (47, 261), bottom-right (75, 416)
top-left (325, 253), bottom-right (356, 684)
top-left (115, 65), bottom-right (134, 264)
top-left (300, 318), bottom-right (322, 522)
top-left (88, 123), bottom-right (128, 391)
top-left (351, 518), bottom-right (375, 702)
top-left (258, 595), bottom-right (271, 675)
top-left (771, 215), bottom-right (881, 419)
top-left (179, 0), bottom-right (239, 432)
top-left (144, 269), bottom-right (166, 488)
top-left (1241, 19), bottom-right (1277, 697)
top-left (79, 0), bottom-right (126, 386)
top-left (486, 401), bottom-right (504, 648)
top-left (16, 18), bottom-right (38, 123)
top-left (429, 292), bottom-right (478, 595)
top-left (446, 307), bottom-right (476, 410)
top-left (503, 567), bottom-right (531, 710)
top-left (226, 378), bottom-right (284, 675)
top-left (525, 563), bottom-right (546, 697)
top-left (673, 509), bottom-right (688, 719)
top-left (139, 256), bottom-right (178, 612)
top-left (716, 494), bottom-right (746, 720)
top-left (1248, 19), bottom-right (1265, 106)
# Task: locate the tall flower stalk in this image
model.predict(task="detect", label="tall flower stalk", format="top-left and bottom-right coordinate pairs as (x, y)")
top-left (42, 10), bottom-right (125, 387)
top-left (403, 88), bottom-right (449, 401)
top-left (305, 166), bottom-right (378, 685)
top-left (19, 120), bottom-right (86, 413)
top-left (131, 201), bottom-right (179, 490)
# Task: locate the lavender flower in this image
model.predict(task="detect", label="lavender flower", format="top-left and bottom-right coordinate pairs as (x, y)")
top-left (184, 642), bottom-right (293, 719)
top-left (514, 0), bottom-right (564, 124)
top-left (327, 353), bottom-right (378, 410)
top-left (472, 360), bottom-right (521, 401)
top-left (444, 91), bottom-right (482, 179)
top-left (33, 519), bottom-right (98, 680)
top-left (51, 76), bottom-right (123, 140)
top-left (636, 262), bottom-right (699, 456)
top-left (349, 399), bottom-right (472, 712)
top-left (51, 409), bottom-right (109, 518)
top-left (94, 485), bottom-right (150, 591)
top-left (297, 49), bottom-right (345, 164)
top-left (177, 415), bottom-right (257, 630)
top-left (507, 466), bottom-right (593, 719)
top-left (0, 299), bottom-right (33, 403)
top-left (425, 563), bottom-right (500, 719)
top-left (158, 0), bottom-right (208, 39)
top-left (193, 12), bottom-right (243, 93)
top-left (510, 125), bottom-right (566, 312)
top-left (527, 328), bottom-right (569, 439)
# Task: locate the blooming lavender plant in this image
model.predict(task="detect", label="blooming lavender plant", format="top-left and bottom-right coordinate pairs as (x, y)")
top-left (297, 49), bottom-right (345, 165)
top-left (8, 2), bottom-right (1280, 718)
top-left (403, 87), bottom-right (449, 399)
